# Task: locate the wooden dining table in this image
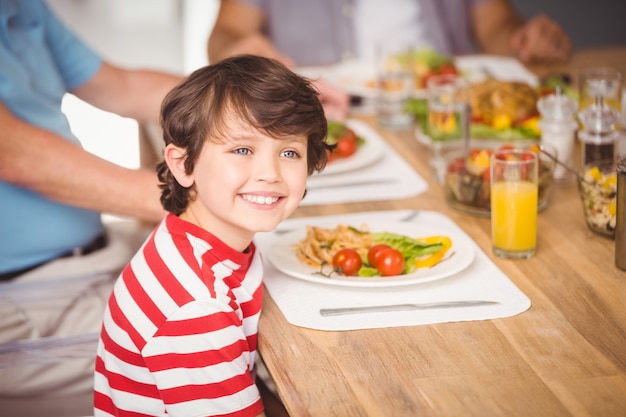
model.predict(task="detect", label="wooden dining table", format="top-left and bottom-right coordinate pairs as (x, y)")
top-left (257, 47), bottom-right (626, 417)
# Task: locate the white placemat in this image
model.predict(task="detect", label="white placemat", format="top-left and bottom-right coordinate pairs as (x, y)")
top-left (302, 120), bottom-right (428, 206)
top-left (255, 210), bottom-right (531, 331)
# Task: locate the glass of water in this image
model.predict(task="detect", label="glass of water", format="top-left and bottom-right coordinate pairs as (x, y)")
top-left (375, 41), bottom-right (415, 130)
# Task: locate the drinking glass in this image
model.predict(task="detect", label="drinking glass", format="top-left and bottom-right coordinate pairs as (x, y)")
top-left (426, 74), bottom-right (469, 182)
top-left (375, 41), bottom-right (414, 130)
top-left (490, 149), bottom-right (538, 259)
top-left (426, 74), bottom-right (469, 142)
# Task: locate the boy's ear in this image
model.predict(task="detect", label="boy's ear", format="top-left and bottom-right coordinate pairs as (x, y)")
top-left (163, 144), bottom-right (194, 188)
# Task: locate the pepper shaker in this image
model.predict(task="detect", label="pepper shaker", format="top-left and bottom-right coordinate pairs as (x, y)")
top-left (616, 156), bottom-right (626, 270)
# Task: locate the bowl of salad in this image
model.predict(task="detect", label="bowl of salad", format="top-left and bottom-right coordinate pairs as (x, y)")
top-left (443, 142), bottom-right (556, 217)
top-left (577, 160), bottom-right (617, 239)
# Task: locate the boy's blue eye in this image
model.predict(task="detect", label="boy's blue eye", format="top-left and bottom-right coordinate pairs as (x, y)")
top-left (233, 148), bottom-right (251, 155)
top-left (281, 150), bottom-right (299, 159)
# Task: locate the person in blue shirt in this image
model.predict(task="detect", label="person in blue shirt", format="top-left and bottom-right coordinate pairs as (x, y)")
top-left (0, 1), bottom-right (182, 414)
top-left (0, 0), bottom-right (180, 280)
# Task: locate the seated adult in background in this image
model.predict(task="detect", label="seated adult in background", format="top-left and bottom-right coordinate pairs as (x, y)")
top-left (208, 0), bottom-right (572, 67)
top-left (0, 0), bottom-right (182, 413)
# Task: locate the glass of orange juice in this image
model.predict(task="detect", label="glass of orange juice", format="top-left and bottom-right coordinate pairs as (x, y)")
top-left (490, 149), bottom-right (538, 259)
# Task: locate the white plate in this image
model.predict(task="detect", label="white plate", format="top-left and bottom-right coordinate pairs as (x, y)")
top-left (323, 59), bottom-right (378, 98)
top-left (267, 221), bottom-right (475, 287)
top-left (454, 55), bottom-right (538, 86)
top-left (322, 60), bottom-right (429, 99)
top-left (316, 119), bottom-right (385, 177)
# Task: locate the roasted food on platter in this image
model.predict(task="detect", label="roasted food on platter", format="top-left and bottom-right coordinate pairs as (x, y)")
top-left (469, 80), bottom-right (538, 128)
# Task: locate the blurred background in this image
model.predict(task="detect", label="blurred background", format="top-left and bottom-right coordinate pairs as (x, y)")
top-left (47, 0), bottom-right (218, 172)
top-left (511, 0), bottom-right (626, 49)
top-left (46, 0), bottom-right (626, 172)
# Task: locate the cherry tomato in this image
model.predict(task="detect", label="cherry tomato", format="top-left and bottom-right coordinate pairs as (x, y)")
top-left (446, 157), bottom-right (465, 174)
top-left (438, 63), bottom-right (458, 75)
top-left (336, 127), bottom-right (357, 143)
top-left (482, 166), bottom-right (491, 183)
top-left (332, 248), bottom-right (362, 276)
top-left (325, 148), bottom-right (335, 162)
top-left (367, 244), bottom-right (391, 267)
top-left (498, 144), bottom-right (516, 152)
top-left (333, 136), bottom-right (358, 159)
top-left (376, 248), bottom-right (405, 277)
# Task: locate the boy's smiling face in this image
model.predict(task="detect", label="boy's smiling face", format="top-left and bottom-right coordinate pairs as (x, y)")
top-left (165, 115), bottom-right (308, 252)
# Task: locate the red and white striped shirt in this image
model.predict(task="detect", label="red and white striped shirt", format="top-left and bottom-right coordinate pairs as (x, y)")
top-left (94, 214), bottom-right (264, 417)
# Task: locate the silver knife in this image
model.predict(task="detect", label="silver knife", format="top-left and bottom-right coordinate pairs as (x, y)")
top-left (319, 300), bottom-right (499, 317)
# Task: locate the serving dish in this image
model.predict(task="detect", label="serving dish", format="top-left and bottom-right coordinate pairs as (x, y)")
top-left (443, 142), bottom-right (556, 217)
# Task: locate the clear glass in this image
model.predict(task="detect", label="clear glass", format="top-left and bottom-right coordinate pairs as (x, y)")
top-left (426, 74), bottom-right (469, 143)
top-left (490, 150), bottom-right (538, 259)
top-left (375, 42), bottom-right (414, 130)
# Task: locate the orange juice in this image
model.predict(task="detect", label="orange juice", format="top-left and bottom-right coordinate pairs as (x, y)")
top-left (491, 181), bottom-right (538, 253)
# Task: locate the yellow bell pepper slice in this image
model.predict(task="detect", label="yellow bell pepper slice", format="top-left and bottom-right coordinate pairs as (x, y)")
top-left (413, 236), bottom-right (452, 268)
top-left (492, 114), bottom-right (512, 130)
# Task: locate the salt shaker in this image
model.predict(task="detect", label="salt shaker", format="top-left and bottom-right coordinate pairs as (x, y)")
top-left (578, 96), bottom-right (620, 166)
top-left (616, 156), bottom-right (626, 270)
top-left (537, 89), bottom-right (578, 180)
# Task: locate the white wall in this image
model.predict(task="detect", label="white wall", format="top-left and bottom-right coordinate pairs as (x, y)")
top-left (45, 0), bottom-right (219, 169)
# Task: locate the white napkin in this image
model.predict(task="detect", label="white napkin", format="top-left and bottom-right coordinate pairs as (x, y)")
top-left (255, 210), bottom-right (531, 331)
top-left (302, 120), bottom-right (428, 206)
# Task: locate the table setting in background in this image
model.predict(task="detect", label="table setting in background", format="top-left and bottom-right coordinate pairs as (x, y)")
top-left (303, 119), bottom-right (428, 205)
top-left (328, 47), bottom-right (626, 261)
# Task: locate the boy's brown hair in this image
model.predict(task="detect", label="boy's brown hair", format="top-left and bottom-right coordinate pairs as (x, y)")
top-left (157, 55), bottom-right (330, 215)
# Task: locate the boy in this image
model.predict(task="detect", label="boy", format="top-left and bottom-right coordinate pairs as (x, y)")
top-left (94, 55), bottom-right (330, 416)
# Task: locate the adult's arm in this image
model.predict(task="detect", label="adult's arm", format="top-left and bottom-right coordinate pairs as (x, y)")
top-left (0, 101), bottom-right (166, 223)
top-left (0, 58), bottom-right (182, 223)
top-left (72, 62), bottom-right (182, 123)
top-left (207, 0), bottom-right (293, 66)
top-left (471, 0), bottom-right (571, 64)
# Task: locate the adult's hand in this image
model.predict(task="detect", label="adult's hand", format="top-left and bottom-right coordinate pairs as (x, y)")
top-left (510, 14), bottom-right (571, 64)
top-left (313, 78), bottom-right (350, 122)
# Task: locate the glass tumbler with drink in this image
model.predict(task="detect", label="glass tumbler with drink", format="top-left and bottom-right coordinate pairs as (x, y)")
top-left (375, 41), bottom-right (414, 130)
top-left (426, 74), bottom-right (469, 142)
top-left (426, 74), bottom-right (469, 182)
top-left (490, 149), bottom-right (539, 259)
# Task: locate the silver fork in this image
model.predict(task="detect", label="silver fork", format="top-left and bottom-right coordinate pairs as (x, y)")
top-left (274, 210), bottom-right (420, 235)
